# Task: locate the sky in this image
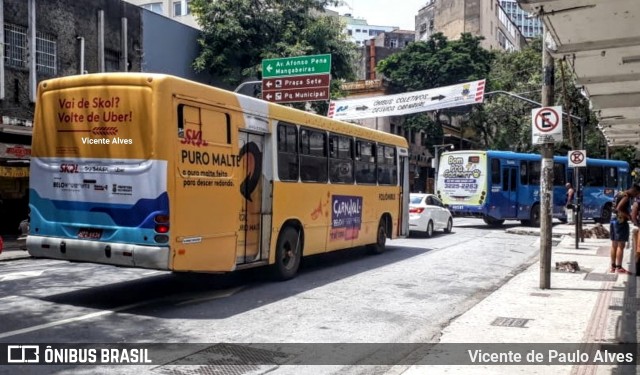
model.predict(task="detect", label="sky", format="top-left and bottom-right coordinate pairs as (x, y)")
top-left (325, 0), bottom-right (428, 30)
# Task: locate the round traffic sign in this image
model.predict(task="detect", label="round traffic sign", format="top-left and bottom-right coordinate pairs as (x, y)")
top-left (534, 107), bottom-right (560, 132)
top-left (569, 150), bottom-right (585, 166)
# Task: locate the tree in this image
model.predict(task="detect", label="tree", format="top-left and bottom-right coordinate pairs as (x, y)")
top-left (464, 38), bottom-right (544, 152)
top-left (190, 0), bottom-right (358, 104)
top-left (377, 33), bottom-right (495, 150)
top-left (461, 37), bottom-right (625, 162)
top-left (378, 33), bottom-right (494, 93)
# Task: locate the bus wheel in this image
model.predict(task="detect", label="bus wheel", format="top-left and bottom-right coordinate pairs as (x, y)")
top-left (529, 204), bottom-right (541, 227)
top-left (599, 204), bottom-right (612, 224)
top-left (272, 226), bottom-right (301, 281)
top-left (367, 218), bottom-right (387, 254)
top-left (483, 216), bottom-right (505, 227)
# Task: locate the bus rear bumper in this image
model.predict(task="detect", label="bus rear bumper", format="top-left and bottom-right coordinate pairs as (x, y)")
top-left (26, 236), bottom-right (170, 270)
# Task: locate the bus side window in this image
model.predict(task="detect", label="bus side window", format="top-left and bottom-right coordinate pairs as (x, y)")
top-left (329, 134), bottom-right (354, 184)
top-left (605, 166), bottom-right (618, 188)
top-left (528, 161), bottom-right (540, 185)
top-left (176, 104), bottom-right (230, 145)
top-left (553, 162), bottom-right (565, 186)
top-left (300, 127), bottom-right (328, 183)
top-left (377, 144), bottom-right (396, 185)
top-left (520, 161), bottom-right (528, 185)
top-left (355, 140), bottom-right (377, 184)
top-left (177, 104), bottom-right (185, 138)
top-left (277, 122), bottom-right (299, 181)
top-left (491, 158), bottom-right (501, 185)
top-left (586, 166), bottom-right (604, 187)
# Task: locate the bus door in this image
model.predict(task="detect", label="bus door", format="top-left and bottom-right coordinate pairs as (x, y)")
top-left (501, 165), bottom-right (518, 218)
top-left (398, 150), bottom-right (409, 236)
top-left (237, 130), bottom-right (269, 264)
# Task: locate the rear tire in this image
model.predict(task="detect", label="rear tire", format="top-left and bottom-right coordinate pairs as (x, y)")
top-left (425, 220), bottom-right (434, 238)
top-left (272, 226), bottom-right (302, 281)
top-left (367, 218), bottom-right (387, 255)
top-left (444, 218), bottom-right (453, 233)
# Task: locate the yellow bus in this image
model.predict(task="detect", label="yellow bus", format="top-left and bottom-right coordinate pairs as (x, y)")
top-left (28, 73), bottom-right (409, 279)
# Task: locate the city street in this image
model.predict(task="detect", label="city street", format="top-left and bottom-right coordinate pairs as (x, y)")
top-left (0, 218), bottom-right (542, 374)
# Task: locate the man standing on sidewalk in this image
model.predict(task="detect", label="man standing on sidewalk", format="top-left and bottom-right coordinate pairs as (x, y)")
top-left (565, 183), bottom-right (575, 224)
top-left (610, 184), bottom-right (640, 274)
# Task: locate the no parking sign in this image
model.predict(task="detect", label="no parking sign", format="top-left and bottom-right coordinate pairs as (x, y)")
top-left (531, 106), bottom-right (563, 144)
top-left (568, 150), bottom-right (587, 168)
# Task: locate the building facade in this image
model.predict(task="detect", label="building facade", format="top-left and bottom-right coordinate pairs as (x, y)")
top-left (500, 0), bottom-right (542, 38)
top-left (124, 0), bottom-right (198, 28)
top-left (340, 13), bottom-right (398, 47)
top-left (415, 0), bottom-right (526, 51)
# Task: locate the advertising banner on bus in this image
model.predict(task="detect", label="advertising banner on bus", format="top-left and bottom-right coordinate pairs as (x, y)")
top-left (438, 151), bottom-right (487, 206)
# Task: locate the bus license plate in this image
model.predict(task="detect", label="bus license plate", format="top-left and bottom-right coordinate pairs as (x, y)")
top-left (77, 228), bottom-right (102, 239)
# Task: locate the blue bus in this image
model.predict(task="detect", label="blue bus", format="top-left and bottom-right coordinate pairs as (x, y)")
top-left (436, 150), bottom-right (630, 226)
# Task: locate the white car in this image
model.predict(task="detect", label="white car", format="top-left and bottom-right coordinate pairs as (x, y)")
top-left (408, 193), bottom-right (453, 237)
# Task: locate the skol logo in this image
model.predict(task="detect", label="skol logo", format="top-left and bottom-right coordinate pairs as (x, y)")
top-left (59, 164), bottom-right (79, 173)
top-left (180, 129), bottom-right (209, 147)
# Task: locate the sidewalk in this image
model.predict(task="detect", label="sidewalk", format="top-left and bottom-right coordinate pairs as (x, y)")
top-left (394, 222), bottom-right (638, 374)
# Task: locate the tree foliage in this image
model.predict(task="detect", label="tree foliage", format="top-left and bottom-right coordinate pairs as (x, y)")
top-left (378, 33), bottom-right (494, 93)
top-left (377, 33), bottom-right (494, 150)
top-left (190, 0), bottom-right (357, 97)
top-left (378, 32), bottom-right (632, 162)
top-left (464, 37), bottom-right (634, 163)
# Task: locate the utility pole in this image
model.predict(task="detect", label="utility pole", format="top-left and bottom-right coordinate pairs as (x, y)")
top-left (540, 25), bottom-right (555, 289)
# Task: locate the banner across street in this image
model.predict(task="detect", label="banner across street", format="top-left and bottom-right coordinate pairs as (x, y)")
top-left (327, 79), bottom-right (486, 120)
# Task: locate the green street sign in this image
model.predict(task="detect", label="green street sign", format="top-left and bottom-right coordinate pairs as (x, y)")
top-left (262, 54), bottom-right (331, 78)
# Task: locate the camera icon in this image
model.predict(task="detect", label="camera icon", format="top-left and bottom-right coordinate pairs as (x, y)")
top-left (7, 345), bottom-right (40, 363)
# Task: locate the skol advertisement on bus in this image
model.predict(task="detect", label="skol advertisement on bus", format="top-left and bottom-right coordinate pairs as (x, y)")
top-left (438, 152), bottom-right (487, 206)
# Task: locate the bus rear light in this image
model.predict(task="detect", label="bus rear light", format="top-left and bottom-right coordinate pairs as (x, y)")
top-left (154, 215), bottom-right (169, 223)
top-left (154, 235), bottom-right (169, 243)
top-left (409, 207), bottom-right (425, 214)
top-left (155, 224), bottom-right (169, 233)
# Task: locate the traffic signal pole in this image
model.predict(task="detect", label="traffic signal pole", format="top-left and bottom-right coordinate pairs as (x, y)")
top-left (540, 26), bottom-right (555, 290)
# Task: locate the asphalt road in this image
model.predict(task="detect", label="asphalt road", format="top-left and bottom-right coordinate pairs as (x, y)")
top-left (0, 218), bottom-right (541, 374)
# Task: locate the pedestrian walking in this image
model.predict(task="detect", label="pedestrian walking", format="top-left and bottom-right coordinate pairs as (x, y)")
top-left (610, 184), bottom-right (640, 274)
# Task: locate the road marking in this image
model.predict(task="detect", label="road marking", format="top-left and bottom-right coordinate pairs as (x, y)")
top-left (0, 286), bottom-right (244, 339)
top-left (0, 299), bottom-right (156, 339)
top-left (0, 267), bottom-right (93, 282)
top-left (0, 260), bottom-right (64, 269)
top-left (0, 270), bottom-right (48, 282)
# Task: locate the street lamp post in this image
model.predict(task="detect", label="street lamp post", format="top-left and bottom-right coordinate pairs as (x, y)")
top-left (433, 143), bottom-right (455, 193)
